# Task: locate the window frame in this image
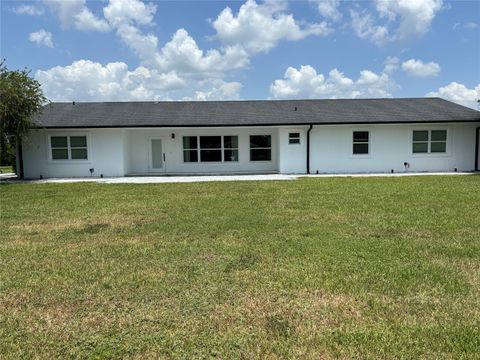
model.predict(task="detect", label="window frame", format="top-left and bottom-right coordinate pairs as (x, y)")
top-left (182, 135), bottom-right (239, 163)
top-left (249, 134), bottom-right (272, 162)
top-left (47, 134), bottom-right (90, 162)
top-left (411, 129), bottom-right (448, 155)
top-left (352, 130), bottom-right (370, 156)
top-left (288, 132), bottom-right (301, 145)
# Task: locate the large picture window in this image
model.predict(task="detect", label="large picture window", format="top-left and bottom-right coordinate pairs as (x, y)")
top-left (50, 135), bottom-right (88, 160)
top-left (183, 136), bottom-right (239, 163)
top-left (412, 130), bottom-right (447, 154)
top-left (250, 135), bottom-right (271, 161)
top-left (352, 131), bottom-right (369, 155)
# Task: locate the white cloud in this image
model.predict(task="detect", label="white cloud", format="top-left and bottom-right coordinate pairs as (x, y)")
top-left (401, 59), bottom-right (440, 77)
top-left (375, 0), bottom-right (443, 40)
top-left (155, 29), bottom-right (249, 77)
top-left (103, 0), bottom-right (249, 77)
top-left (212, 0), bottom-right (331, 54)
top-left (453, 22), bottom-right (478, 31)
top-left (351, 0), bottom-right (443, 45)
top-left (45, 0), bottom-right (110, 32)
top-left (384, 56), bottom-right (400, 73)
top-left (13, 4), bottom-right (44, 15)
top-left (102, 0), bottom-right (156, 27)
top-left (270, 65), bottom-right (395, 99)
top-left (187, 80), bottom-right (243, 101)
top-left (35, 60), bottom-right (186, 101)
top-left (29, 29), bottom-right (54, 48)
top-left (426, 82), bottom-right (480, 109)
top-left (350, 10), bottom-right (391, 46)
top-left (311, 0), bottom-right (342, 21)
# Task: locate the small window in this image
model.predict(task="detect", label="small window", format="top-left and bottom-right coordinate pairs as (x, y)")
top-left (50, 135), bottom-right (87, 160)
top-left (353, 131), bottom-right (369, 155)
top-left (250, 135), bottom-right (271, 161)
top-left (51, 136), bottom-right (68, 160)
top-left (288, 132), bottom-right (301, 144)
top-left (412, 130), bottom-right (447, 154)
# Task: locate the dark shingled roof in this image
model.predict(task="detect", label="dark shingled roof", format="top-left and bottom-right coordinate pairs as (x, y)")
top-left (33, 98), bottom-right (480, 128)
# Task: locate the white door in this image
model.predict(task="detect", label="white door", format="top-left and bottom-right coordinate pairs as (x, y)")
top-left (150, 138), bottom-right (165, 173)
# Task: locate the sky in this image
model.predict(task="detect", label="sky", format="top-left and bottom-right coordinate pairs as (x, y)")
top-left (1, 0), bottom-right (479, 108)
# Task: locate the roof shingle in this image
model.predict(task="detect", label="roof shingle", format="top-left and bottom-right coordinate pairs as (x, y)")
top-left (33, 98), bottom-right (480, 128)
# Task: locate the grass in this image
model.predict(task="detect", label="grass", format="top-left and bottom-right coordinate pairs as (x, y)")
top-left (0, 166), bottom-right (14, 174)
top-left (1, 176), bottom-right (479, 359)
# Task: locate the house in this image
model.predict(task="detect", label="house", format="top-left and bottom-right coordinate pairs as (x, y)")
top-left (18, 98), bottom-right (480, 178)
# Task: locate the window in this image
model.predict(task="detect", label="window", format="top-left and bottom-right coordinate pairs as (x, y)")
top-left (352, 131), bottom-right (369, 155)
top-left (223, 136), bottom-right (239, 162)
top-left (200, 136), bottom-right (222, 162)
top-left (412, 130), bottom-right (447, 154)
top-left (183, 136), bottom-right (198, 162)
top-left (288, 132), bottom-right (301, 144)
top-left (50, 135), bottom-right (87, 160)
top-left (183, 136), bottom-right (239, 163)
top-left (250, 135), bottom-right (271, 161)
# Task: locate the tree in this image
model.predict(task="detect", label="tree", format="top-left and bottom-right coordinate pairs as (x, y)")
top-left (0, 61), bottom-right (48, 169)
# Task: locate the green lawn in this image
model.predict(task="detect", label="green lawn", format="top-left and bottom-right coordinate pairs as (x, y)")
top-left (0, 166), bottom-right (14, 174)
top-left (1, 176), bottom-right (479, 359)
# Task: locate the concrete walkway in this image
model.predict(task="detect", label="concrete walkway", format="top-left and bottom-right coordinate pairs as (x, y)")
top-left (1, 172), bottom-right (476, 184)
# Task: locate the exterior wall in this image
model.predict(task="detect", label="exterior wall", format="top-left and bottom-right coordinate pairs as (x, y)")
top-left (309, 123), bottom-right (479, 173)
top-left (21, 122), bottom-right (479, 178)
top-left (22, 128), bottom-right (125, 178)
top-left (278, 127), bottom-right (308, 174)
top-left (126, 127), bottom-right (279, 174)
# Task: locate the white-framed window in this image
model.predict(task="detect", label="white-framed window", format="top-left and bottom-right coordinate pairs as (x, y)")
top-left (183, 135), bottom-right (239, 163)
top-left (288, 132), bottom-right (301, 145)
top-left (250, 135), bottom-right (271, 161)
top-left (50, 135), bottom-right (88, 160)
top-left (412, 130), bottom-right (447, 154)
top-left (352, 131), bottom-right (369, 155)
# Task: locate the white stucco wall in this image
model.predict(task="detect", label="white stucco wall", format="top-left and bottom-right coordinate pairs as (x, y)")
top-left (309, 123), bottom-right (479, 173)
top-left (278, 127), bottom-right (308, 174)
top-left (22, 128), bottom-right (125, 178)
top-left (21, 123), bottom-right (478, 178)
top-left (126, 127), bottom-right (279, 175)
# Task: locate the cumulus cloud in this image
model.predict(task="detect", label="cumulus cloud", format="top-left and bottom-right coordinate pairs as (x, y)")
top-left (35, 60), bottom-right (186, 101)
top-left (103, 0), bottom-right (249, 77)
top-left (270, 65), bottom-right (395, 99)
top-left (44, 0), bottom-right (110, 32)
top-left (401, 59), bottom-right (441, 77)
top-left (35, 60), bottom-right (245, 101)
top-left (351, 0), bottom-right (443, 45)
top-left (212, 0), bottom-right (331, 54)
top-left (311, 0), bottom-right (342, 21)
top-left (29, 29), bottom-right (54, 48)
top-left (426, 82), bottom-right (480, 109)
top-left (186, 80), bottom-right (243, 101)
top-left (13, 4), bottom-right (45, 15)
top-left (350, 10), bottom-right (391, 46)
top-left (384, 56), bottom-right (400, 73)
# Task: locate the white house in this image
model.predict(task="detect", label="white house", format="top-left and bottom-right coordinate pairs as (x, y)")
top-left (19, 98), bottom-right (480, 178)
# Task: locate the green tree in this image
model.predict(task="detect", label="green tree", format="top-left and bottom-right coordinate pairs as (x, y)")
top-left (0, 61), bottom-right (48, 169)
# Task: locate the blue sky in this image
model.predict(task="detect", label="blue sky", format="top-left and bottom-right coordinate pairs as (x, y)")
top-left (1, 0), bottom-right (479, 108)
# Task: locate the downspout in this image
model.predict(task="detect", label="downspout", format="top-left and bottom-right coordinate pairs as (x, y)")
top-left (17, 139), bottom-right (24, 179)
top-left (306, 124), bottom-right (313, 174)
top-left (475, 126), bottom-right (480, 172)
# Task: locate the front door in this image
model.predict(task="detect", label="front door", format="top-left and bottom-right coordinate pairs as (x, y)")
top-left (150, 138), bottom-right (165, 173)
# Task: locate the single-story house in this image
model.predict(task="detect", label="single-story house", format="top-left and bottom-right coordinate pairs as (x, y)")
top-left (18, 97), bottom-right (480, 178)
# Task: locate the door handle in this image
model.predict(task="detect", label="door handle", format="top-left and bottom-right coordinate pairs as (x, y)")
top-left (163, 153), bottom-right (166, 162)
